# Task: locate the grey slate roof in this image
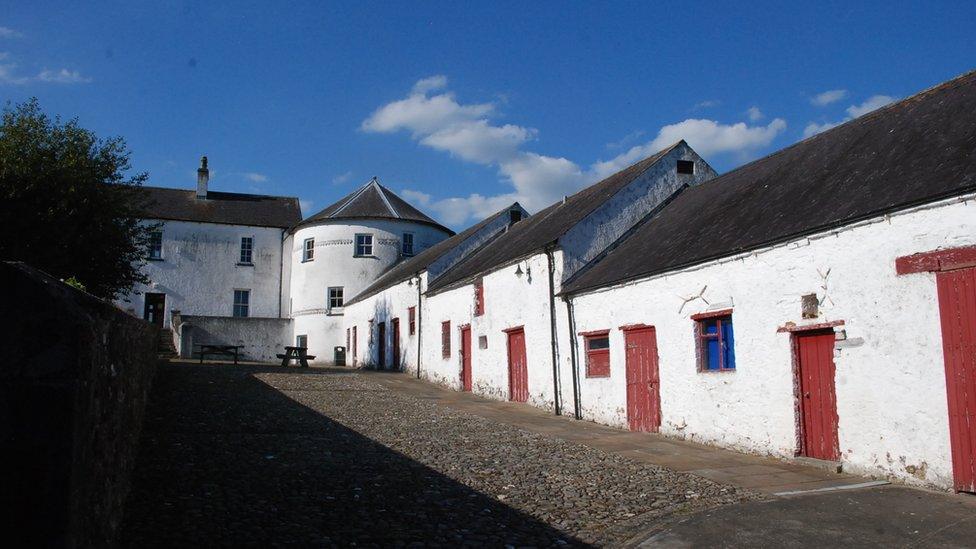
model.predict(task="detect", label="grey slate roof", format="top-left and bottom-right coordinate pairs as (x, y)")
top-left (137, 186), bottom-right (302, 228)
top-left (345, 203), bottom-right (519, 307)
top-left (562, 69), bottom-right (976, 295)
top-left (426, 143), bottom-right (682, 294)
top-left (295, 178), bottom-right (453, 235)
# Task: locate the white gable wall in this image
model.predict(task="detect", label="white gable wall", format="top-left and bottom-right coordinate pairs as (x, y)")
top-left (567, 195), bottom-right (976, 489)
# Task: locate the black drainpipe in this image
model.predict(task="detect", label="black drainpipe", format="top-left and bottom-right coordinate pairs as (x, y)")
top-left (416, 274), bottom-right (423, 379)
top-left (563, 294), bottom-right (582, 420)
top-left (545, 246), bottom-right (561, 416)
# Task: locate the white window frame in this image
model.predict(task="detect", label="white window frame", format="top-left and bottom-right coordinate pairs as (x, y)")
top-left (328, 286), bottom-right (344, 314)
top-left (233, 289), bottom-right (250, 318)
top-left (148, 230), bottom-right (163, 260)
top-left (303, 238), bottom-right (315, 262)
top-left (239, 236), bottom-right (254, 264)
top-left (402, 232), bottom-right (415, 256)
top-left (355, 233), bottom-right (374, 257)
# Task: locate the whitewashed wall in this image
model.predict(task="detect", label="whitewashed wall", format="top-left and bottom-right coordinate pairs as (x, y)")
top-left (290, 219), bottom-right (450, 361)
top-left (119, 220), bottom-right (286, 327)
top-left (568, 195), bottom-right (976, 490)
top-left (343, 275), bottom-right (423, 371)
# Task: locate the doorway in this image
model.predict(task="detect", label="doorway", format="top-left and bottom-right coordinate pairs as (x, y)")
top-left (460, 325), bottom-right (472, 391)
top-left (506, 328), bottom-right (528, 402)
top-left (391, 318), bottom-right (400, 370)
top-left (624, 326), bottom-right (661, 432)
top-left (144, 293), bottom-right (166, 327)
top-left (377, 321), bottom-right (386, 370)
top-left (795, 329), bottom-right (840, 461)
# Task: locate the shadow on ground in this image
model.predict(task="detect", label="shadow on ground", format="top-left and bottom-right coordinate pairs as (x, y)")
top-left (121, 362), bottom-right (581, 546)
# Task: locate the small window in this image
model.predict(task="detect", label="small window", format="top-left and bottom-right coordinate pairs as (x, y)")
top-left (296, 334), bottom-right (307, 349)
top-left (408, 306), bottom-right (416, 335)
top-left (442, 321), bottom-right (451, 358)
top-left (478, 335), bottom-right (488, 349)
top-left (303, 238), bottom-right (315, 262)
top-left (233, 289), bottom-right (250, 318)
top-left (240, 236), bottom-right (253, 264)
top-left (697, 314), bottom-right (735, 372)
top-left (474, 279), bottom-right (485, 316)
top-left (148, 231), bottom-right (163, 260)
top-left (402, 232), bottom-right (415, 256)
top-left (352, 326), bottom-right (358, 361)
top-left (584, 332), bottom-right (611, 378)
top-left (355, 234), bottom-right (373, 257)
top-left (328, 287), bottom-right (344, 311)
top-left (510, 209), bottom-right (522, 224)
top-left (677, 160), bottom-right (695, 175)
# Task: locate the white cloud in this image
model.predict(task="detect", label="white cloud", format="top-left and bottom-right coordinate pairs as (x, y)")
top-left (693, 99), bottom-right (720, 110)
top-left (846, 95), bottom-right (896, 118)
top-left (811, 89), bottom-right (847, 106)
top-left (332, 170), bottom-right (353, 185)
top-left (242, 172), bottom-right (268, 183)
top-left (0, 53), bottom-right (91, 85)
top-left (803, 94), bottom-right (897, 138)
top-left (35, 68), bottom-right (91, 84)
top-left (0, 26), bottom-right (23, 39)
top-left (364, 77), bottom-right (786, 225)
top-left (299, 199), bottom-right (315, 215)
top-left (746, 106), bottom-right (764, 121)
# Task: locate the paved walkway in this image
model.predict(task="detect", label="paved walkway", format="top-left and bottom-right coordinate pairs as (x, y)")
top-left (371, 370), bottom-right (876, 496)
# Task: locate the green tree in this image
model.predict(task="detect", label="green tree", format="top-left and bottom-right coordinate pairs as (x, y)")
top-left (0, 98), bottom-right (155, 299)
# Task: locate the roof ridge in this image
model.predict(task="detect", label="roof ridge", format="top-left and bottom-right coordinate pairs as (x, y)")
top-left (372, 179), bottom-right (401, 218)
top-left (330, 179), bottom-right (375, 217)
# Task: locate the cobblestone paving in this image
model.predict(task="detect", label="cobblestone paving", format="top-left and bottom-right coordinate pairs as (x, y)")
top-left (122, 364), bottom-right (757, 546)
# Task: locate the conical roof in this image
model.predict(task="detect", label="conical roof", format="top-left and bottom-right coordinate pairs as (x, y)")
top-left (294, 177), bottom-right (453, 234)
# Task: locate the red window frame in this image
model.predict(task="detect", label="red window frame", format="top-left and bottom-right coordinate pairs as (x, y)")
top-left (352, 326), bottom-right (357, 361)
top-left (408, 306), bottom-right (416, 335)
top-left (692, 309), bottom-right (735, 372)
top-left (346, 328), bottom-right (350, 351)
top-left (474, 279), bottom-right (485, 316)
top-left (442, 320), bottom-right (451, 358)
top-left (581, 329), bottom-right (611, 378)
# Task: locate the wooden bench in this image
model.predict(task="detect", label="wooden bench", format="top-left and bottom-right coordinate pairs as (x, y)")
top-left (278, 346), bottom-right (315, 368)
top-left (197, 344), bottom-right (242, 364)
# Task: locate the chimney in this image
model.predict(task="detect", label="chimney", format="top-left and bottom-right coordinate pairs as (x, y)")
top-left (196, 156), bottom-right (209, 198)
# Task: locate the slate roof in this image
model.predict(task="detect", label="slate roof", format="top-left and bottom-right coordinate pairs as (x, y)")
top-left (295, 178), bottom-right (453, 234)
top-left (562, 70), bottom-right (976, 295)
top-left (345, 203), bottom-right (519, 307)
top-left (425, 143), bottom-right (682, 294)
top-left (137, 186), bottom-right (302, 228)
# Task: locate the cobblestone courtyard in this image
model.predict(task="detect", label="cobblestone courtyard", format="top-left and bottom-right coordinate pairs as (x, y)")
top-left (122, 363), bottom-right (755, 546)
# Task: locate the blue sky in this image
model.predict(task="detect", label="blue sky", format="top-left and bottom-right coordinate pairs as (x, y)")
top-left (3, 1), bottom-right (974, 228)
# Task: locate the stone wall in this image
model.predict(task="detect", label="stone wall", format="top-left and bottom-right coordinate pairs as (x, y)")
top-left (175, 314), bottom-right (292, 362)
top-left (0, 261), bottom-right (158, 547)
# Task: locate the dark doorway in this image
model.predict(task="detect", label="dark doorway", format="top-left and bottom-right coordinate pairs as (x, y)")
top-left (378, 321), bottom-right (386, 370)
top-left (144, 293), bottom-right (166, 327)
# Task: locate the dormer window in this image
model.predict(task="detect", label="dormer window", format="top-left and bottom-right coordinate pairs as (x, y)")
top-left (677, 160), bottom-right (695, 175)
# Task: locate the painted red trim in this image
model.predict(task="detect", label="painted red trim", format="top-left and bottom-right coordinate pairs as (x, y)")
top-left (502, 325), bottom-right (525, 334)
top-left (578, 329), bottom-right (611, 337)
top-left (690, 308), bottom-right (733, 321)
top-left (777, 320), bottom-right (845, 333)
top-left (896, 245), bottom-right (976, 275)
top-left (619, 323), bottom-right (654, 331)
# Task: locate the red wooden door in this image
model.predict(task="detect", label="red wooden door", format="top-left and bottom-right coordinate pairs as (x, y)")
top-left (378, 322), bottom-right (386, 370)
top-left (460, 326), bottom-right (472, 391)
top-left (391, 318), bottom-right (400, 370)
top-left (797, 330), bottom-right (840, 461)
top-left (936, 267), bottom-right (976, 492)
top-left (624, 327), bottom-right (661, 432)
top-left (507, 328), bottom-right (528, 402)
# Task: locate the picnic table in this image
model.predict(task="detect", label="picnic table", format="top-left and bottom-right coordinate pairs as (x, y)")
top-left (277, 346), bottom-right (316, 368)
top-left (197, 344), bottom-right (242, 364)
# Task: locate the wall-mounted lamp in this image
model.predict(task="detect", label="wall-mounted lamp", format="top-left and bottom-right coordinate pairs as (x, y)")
top-left (515, 264), bottom-right (524, 278)
top-left (408, 278), bottom-right (414, 286)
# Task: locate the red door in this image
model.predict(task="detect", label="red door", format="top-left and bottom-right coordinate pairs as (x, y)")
top-left (797, 330), bottom-right (840, 461)
top-left (391, 318), bottom-right (400, 370)
top-left (936, 267), bottom-right (976, 492)
top-left (460, 326), bottom-right (472, 391)
top-left (377, 322), bottom-right (386, 370)
top-left (506, 328), bottom-right (528, 402)
top-left (624, 327), bottom-right (661, 432)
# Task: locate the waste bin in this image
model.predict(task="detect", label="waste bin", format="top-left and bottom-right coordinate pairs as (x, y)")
top-left (334, 346), bottom-right (346, 366)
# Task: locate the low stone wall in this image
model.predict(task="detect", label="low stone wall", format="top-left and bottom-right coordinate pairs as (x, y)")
top-left (175, 314), bottom-right (292, 362)
top-left (0, 261), bottom-right (158, 547)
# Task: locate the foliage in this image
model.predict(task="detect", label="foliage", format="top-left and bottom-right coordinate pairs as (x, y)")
top-left (0, 98), bottom-right (156, 299)
top-left (63, 276), bottom-right (87, 292)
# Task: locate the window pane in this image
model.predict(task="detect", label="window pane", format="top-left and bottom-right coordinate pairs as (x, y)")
top-left (706, 337), bottom-right (721, 370)
top-left (721, 319), bottom-right (736, 370)
top-left (587, 336), bottom-right (610, 350)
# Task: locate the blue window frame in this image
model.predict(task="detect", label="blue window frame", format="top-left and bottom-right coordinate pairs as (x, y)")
top-left (697, 314), bottom-right (735, 371)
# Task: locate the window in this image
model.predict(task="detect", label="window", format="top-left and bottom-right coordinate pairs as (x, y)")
top-left (696, 312), bottom-right (735, 371)
top-left (352, 326), bottom-right (358, 361)
top-left (346, 328), bottom-right (350, 351)
top-left (402, 232), bottom-right (415, 256)
top-left (584, 331), bottom-right (611, 378)
top-left (408, 306), bottom-right (416, 335)
top-left (677, 159), bottom-right (695, 175)
top-left (296, 334), bottom-right (307, 349)
top-left (355, 234), bottom-right (373, 257)
top-left (510, 209), bottom-right (522, 224)
top-left (148, 231), bottom-right (163, 260)
top-left (328, 287), bottom-right (344, 311)
top-left (474, 279), bottom-right (485, 316)
top-left (239, 236), bottom-right (253, 264)
top-left (442, 321), bottom-right (451, 358)
top-left (233, 289), bottom-right (250, 318)
top-left (478, 335), bottom-right (488, 349)
top-left (303, 238), bottom-right (315, 262)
